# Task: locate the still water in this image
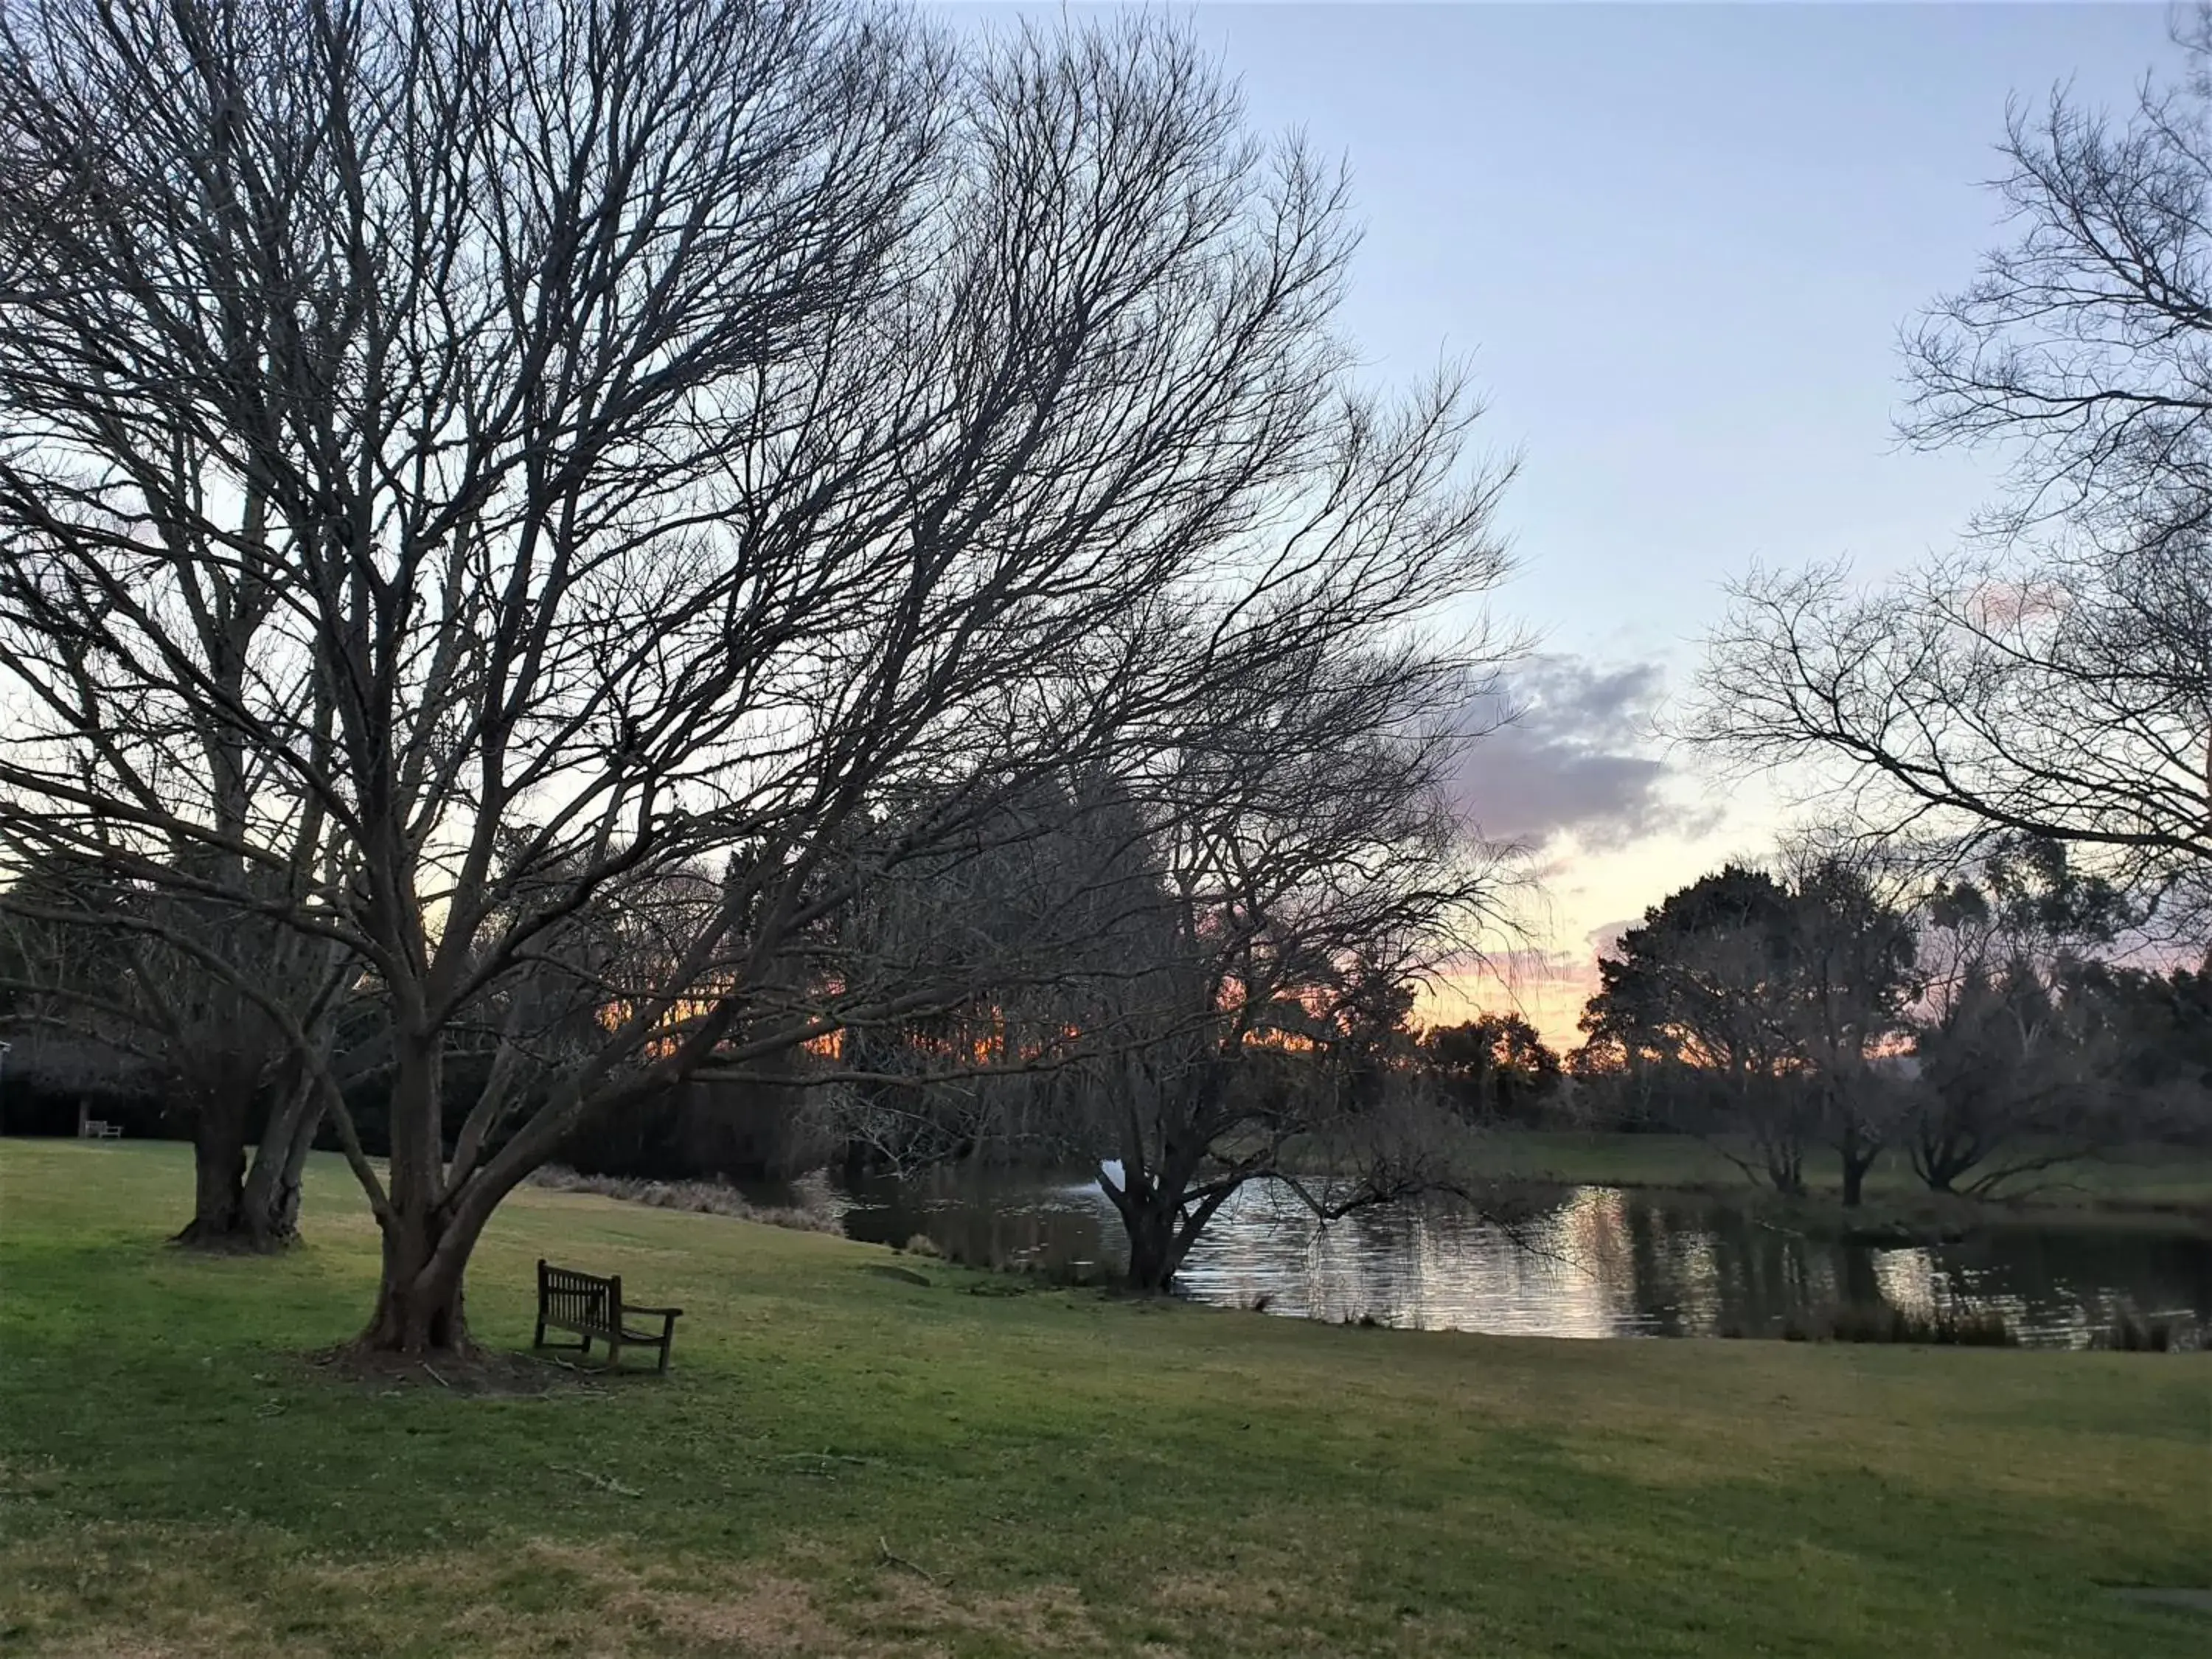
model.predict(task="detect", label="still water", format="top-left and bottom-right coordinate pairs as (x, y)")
top-left (808, 1166), bottom-right (2212, 1348)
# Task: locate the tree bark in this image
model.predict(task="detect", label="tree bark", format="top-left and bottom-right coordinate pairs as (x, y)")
top-left (1840, 1156), bottom-right (1868, 1208)
top-left (240, 1079), bottom-right (324, 1246)
top-left (174, 1095), bottom-right (253, 1249)
top-left (175, 1077), bottom-right (324, 1251)
top-left (352, 1042), bottom-right (484, 1355)
top-left (173, 1097), bottom-right (268, 1256)
top-left (1104, 1152), bottom-right (1194, 1294)
top-left (358, 1224), bottom-right (473, 1354)
top-left (1911, 1121), bottom-right (1974, 1194)
top-left (1121, 1194), bottom-right (1183, 1293)
top-left (355, 1182), bottom-right (488, 1355)
top-left (1760, 1136), bottom-right (1806, 1198)
top-left (1835, 1112), bottom-right (1877, 1209)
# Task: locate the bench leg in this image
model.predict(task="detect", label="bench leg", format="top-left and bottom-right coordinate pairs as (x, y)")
top-left (532, 1316), bottom-right (547, 1349)
top-left (605, 1339), bottom-right (622, 1370)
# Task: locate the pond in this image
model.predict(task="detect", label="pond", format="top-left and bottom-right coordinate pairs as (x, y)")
top-left (802, 1164), bottom-right (2212, 1348)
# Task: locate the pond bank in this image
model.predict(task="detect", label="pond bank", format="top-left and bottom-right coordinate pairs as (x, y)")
top-left (824, 1163), bottom-right (2212, 1347)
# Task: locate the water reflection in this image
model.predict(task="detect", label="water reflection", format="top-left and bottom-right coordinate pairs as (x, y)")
top-left (818, 1168), bottom-right (2212, 1348)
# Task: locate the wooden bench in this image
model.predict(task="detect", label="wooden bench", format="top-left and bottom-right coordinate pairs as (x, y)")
top-left (80, 1120), bottom-right (122, 1140)
top-left (532, 1259), bottom-right (682, 1373)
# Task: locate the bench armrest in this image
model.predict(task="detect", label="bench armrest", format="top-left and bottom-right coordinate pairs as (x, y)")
top-left (626, 1304), bottom-right (683, 1318)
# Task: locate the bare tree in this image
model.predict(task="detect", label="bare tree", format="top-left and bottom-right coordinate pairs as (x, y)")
top-left (1079, 630), bottom-right (1513, 1293)
top-left (0, 854), bottom-right (351, 1246)
top-left (1695, 19), bottom-right (2212, 925)
top-left (1695, 550), bottom-right (2212, 925)
top-left (1901, 9), bottom-right (2212, 557)
top-left (799, 608), bottom-right (1517, 1295)
top-left (0, 0), bottom-right (1514, 1352)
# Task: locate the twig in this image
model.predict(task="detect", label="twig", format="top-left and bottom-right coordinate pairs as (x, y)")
top-left (878, 1537), bottom-right (945, 1587)
top-left (421, 1363), bottom-right (451, 1389)
top-left (550, 1463), bottom-right (641, 1498)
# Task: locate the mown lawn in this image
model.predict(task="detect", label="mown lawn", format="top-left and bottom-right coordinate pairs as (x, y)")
top-left (0, 1138), bottom-right (2205, 1657)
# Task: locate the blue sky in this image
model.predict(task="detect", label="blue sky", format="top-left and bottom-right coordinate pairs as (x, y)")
top-left (947, 4), bottom-right (2183, 1037)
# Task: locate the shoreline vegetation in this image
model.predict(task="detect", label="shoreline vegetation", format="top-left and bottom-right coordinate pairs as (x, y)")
top-left (517, 1131), bottom-right (2212, 1259)
top-left (526, 1165), bottom-right (844, 1234)
top-left (2, 1137), bottom-right (2206, 1658)
top-left (1442, 1130), bottom-right (2212, 1241)
top-left (535, 1133), bottom-right (2208, 1349)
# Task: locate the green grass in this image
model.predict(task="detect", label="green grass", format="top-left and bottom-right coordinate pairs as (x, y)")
top-left (1, 1139), bottom-right (2207, 1657)
top-left (1464, 1130), bottom-right (2212, 1224)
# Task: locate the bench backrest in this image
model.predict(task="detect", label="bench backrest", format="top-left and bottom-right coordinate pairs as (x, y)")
top-left (538, 1259), bottom-right (622, 1332)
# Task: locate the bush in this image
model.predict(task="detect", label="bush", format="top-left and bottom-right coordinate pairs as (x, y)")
top-left (2096, 1312), bottom-right (2184, 1352)
top-left (1821, 1303), bottom-right (2017, 1347)
top-left (526, 1166), bottom-right (842, 1234)
top-left (1020, 1255), bottom-right (1111, 1289)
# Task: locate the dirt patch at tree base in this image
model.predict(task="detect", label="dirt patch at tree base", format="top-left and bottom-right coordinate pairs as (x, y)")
top-left (299, 1344), bottom-right (648, 1398)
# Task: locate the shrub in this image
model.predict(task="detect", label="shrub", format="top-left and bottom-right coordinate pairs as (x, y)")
top-left (2096, 1312), bottom-right (2183, 1352)
top-left (527, 1166), bottom-right (842, 1234)
top-left (1822, 1303), bottom-right (2017, 1347)
top-left (1020, 1256), bottom-right (1110, 1288)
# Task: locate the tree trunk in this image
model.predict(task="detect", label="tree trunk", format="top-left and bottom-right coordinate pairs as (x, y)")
top-left (1912, 1124), bottom-right (1973, 1193)
top-left (1761, 1138), bottom-right (1806, 1198)
top-left (1121, 1194), bottom-right (1183, 1293)
top-left (1840, 1156), bottom-right (1868, 1208)
top-left (175, 1081), bottom-right (324, 1252)
top-left (347, 1035), bottom-right (481, 1354)
top-left (1103, 1152), bottom-right (1193, 1295)
top-left (355, 1208), bottom-right (474, 1354)
top-left (238, 1081), bottom-right (324, 1248)
top-left (270, 1099), bottom-right (321, 1232)
top-left (173, 1096), bottom-right (255, 1249)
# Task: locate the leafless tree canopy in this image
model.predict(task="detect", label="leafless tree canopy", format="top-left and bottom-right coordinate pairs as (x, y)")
top-left (1077, 629), bottom-right (1509, 1290)
top-left (0, 852), bottom-right (348, 1245)
top-left (791, 635), bottom-right (1515, 1292)
top-left (1695, 552), bottom-right (2212, 919)
top-left (0, 0), bottom-right (1515, 1348)
top-left (1694, 20), bottom-right (2212, 928)
top-left (1900, 6), bottom-right (2212, 554)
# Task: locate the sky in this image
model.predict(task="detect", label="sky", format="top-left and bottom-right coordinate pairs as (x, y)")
top-left (945, 3), bottom-right (2185, 1043)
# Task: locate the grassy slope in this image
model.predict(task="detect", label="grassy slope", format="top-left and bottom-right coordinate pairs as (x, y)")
top-left (0, 1140), bottom-right (2205, 1658)
top-left (1461, 1130), bottom-right (2212, 1220)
